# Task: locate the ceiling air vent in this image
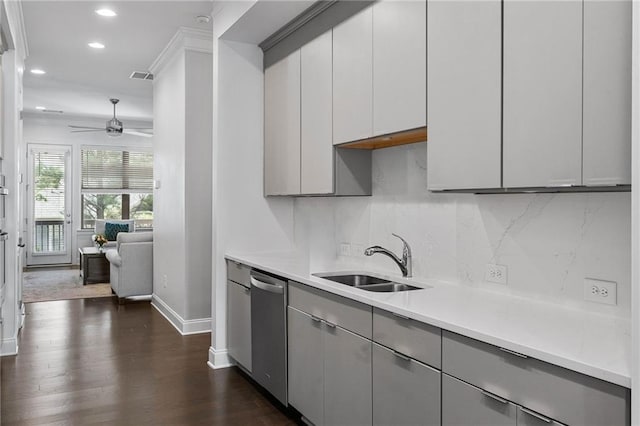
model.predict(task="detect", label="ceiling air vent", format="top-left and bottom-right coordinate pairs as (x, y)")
top-left (129, 71), bottom-right (154, 81)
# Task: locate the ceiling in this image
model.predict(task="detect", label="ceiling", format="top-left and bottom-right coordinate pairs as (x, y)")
top-left (21, 0), bottom-right (213, 121)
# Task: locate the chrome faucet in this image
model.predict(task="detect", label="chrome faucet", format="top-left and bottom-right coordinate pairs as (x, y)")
top-left (364, 233), bottom-right (412, 278)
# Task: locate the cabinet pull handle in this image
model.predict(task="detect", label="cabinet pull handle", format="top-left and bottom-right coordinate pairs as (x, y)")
top-left (392, 350), bottom-right (411, 361)
top-left (323, 320), bottom-right (337, 328)
top-left (521, 407), bottom-right (551, 423)
top-left (480, 390), bottom-right (508, 404)
top-left (242, 285), bottom-right (250, 293)
top-left (310, 315), bottom-right (322, 323)
top-left (499, 347), bottom-right (528, 359)
top-left (392, 312), bottom-right (410, 320)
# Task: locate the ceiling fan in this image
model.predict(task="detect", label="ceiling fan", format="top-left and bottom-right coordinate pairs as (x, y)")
top-left (68, 98), bottom-right (153, 138)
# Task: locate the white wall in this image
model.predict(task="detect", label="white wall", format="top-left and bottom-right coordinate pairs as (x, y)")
top-left (209, 0), bottom-right (296, 367)
top-left (295, 142), bottom-right (631, 318)
top-left (22, 114), bottom-right (153, 265)
top-left (152, 30), bottom-right (213, 330)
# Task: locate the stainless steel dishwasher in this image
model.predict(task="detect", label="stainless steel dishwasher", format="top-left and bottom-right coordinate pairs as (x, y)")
top-left (250, 269), bottom-right (287, 405)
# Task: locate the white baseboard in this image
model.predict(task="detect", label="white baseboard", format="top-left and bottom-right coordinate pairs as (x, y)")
top-left (151, 294), bottom-right (212, 336)
top-left (1, 337), bottom-right (18, 356)
top-left (207, 346), bottom-right (234, 369)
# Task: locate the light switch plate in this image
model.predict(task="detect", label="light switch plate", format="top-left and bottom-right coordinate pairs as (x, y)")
top-left (584, 278), bottom-right (617, 305)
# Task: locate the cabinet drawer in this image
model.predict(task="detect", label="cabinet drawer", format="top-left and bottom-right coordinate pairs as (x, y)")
top-left (226, 260), bottom-right (250, 286)
top-left (288, 281), bottom-right (372, 338)
top-left (373, 307), bottom-right (441, 368)
top-left (442, 331), bottom-right (630, 426)
top-left (442, 373), bottom-right (517, 426)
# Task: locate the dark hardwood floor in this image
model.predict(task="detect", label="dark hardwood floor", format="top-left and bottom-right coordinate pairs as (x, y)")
top-left (2, 297), bottom-right (297, 425)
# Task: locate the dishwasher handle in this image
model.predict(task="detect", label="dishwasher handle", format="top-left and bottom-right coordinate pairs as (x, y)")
top-left (250, 276), bottom-right (285, 294)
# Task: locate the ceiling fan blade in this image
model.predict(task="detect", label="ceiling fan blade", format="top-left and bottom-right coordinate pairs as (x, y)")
top-left (123, 129), bottom-right (153, 138)
top-left (71, 129), bottom-right (104, 133)
top-left (68, 125), bottom-right (104, 130)
top-left (125, 127), bottom-right (154, 130)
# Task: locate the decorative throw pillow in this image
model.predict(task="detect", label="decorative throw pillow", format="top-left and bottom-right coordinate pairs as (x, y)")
top-left (104, 222), bottom-right (129, 241)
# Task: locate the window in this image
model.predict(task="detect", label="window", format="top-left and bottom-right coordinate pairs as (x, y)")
top-left (81, 147), bottom-right (153, 229)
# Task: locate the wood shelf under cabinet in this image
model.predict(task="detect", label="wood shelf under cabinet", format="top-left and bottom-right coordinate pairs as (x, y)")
top-left (337, 126), bottom-right (427, 150)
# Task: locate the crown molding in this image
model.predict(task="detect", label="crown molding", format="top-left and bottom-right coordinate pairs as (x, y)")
top-left (2, 0), bottom-right (29, 59)
top-left (149, 26), bottom-right (213, 76)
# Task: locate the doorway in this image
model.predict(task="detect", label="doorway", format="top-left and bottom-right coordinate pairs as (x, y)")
top-left (26, 144), bottom-right (72, 265)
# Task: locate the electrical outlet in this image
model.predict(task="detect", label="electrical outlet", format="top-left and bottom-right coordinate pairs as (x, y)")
top-left (339, 243), bottom-right (351, 257)
top-left (485, 264), bottom-right (508, 285)
top-left (584, 278), bottom-right (617, 305)
top-left (162, 274), bottom-right (168, 289)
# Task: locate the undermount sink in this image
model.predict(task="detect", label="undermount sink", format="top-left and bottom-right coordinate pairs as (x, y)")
top-left (313, 273), bottom-right (422, 292)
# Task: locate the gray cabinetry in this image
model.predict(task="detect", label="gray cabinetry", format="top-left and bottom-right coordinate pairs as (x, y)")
top-left (503, 0), bottom-right (583, 188)
top-left (442, 374), bottom-right (517, 426)
top-left (427, 0), bottom-right (502, 190)
top-left (226, 261), bottom-right (252, 371)
top-left (287, 306), bottom-right (324, 425)
top-left (582, 0), bottom-right (632, 186)
top-left (372, 343), bottom-right (440, 426)
top-left (517, 406), bottom-right (566, 426)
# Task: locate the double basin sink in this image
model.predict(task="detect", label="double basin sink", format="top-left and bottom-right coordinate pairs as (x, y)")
top-left (313, 273), bottom-right (422, 293)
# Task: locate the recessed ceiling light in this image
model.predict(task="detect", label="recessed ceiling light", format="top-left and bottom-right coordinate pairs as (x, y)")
top-left (95, 9), bottom-right (117, 17)
top-left (35, 106), bottom-right (46, 110)
top-left (88, 42), bottom-right (105, 49)
top-left (30, 69), bottom-right (46, 75)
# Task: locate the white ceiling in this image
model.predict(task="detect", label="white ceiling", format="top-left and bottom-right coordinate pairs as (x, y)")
top-left (22, 0), bottom-right (213, 121)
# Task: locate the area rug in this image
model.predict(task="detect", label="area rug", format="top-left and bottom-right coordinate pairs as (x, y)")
top-left (22, 269), bottom-right (113, 303)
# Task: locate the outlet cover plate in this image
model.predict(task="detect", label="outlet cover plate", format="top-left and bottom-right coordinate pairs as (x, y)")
top-left (486, 264), bottom-right (508, 285)
top-left (584, 278), bottom-right (617, 305)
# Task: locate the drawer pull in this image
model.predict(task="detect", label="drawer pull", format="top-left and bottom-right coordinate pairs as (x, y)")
top-left (392, 312), bottom-right (410, 320)
top-left (499, 347), bottom-right (529, 359)
top-left (392, 350), bottom-right (411, 361)
top-left (242, 286), bottom-right (250, 293)
top-left (480, 390), bottom-right (508, 404)
top-left (310, 315), bottom-right (322, 323)
top-left (521, 407), bottom-right (551, 423)
top-left (323, 320), bottom-right (337, 328)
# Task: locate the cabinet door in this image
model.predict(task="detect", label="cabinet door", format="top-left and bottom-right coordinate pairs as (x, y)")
top-left (301, 30), bottom-right (334, 195)
top-left (583, 0), bottom-right (632, 185)
top-left (372, 343), bottom-right (440, 426)
top-left (333, 6), bottom-right (373, 145)
top-left (442, 374), bottom-right (517, 426)
top-left (287, 307), bottom-right (324, 426)
top-left (427, 0), bottom-right (502, 190)
top-left (264, 50), bottom-right (301, 195)
top-left (503, 0), bottom-right (582, 188)
top-left (227, 280), bottom-right (252, 371)
top-left (324, 324), bottom-right (372, 425)
top-left (517, 406), bottom-right (566, 426)
top-left (373, 0), bottom-right (426, 135)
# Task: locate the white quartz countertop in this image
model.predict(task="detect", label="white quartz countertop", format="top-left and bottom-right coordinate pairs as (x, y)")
top-left (225, 251), bottom-right (631, 388)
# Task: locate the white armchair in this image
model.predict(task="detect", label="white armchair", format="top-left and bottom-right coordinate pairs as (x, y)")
top-left (105, 232), bottom-right (153, 302)
top-left (93, 219), bottom-right (135, 249)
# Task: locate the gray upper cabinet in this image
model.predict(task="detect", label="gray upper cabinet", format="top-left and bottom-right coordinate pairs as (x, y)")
top-left (427, 0), bottom-right (502, 190)
top-left (503, 0), bottom-right (583, 188)
top-left (372, 343), bottom-right (441, 426)
top-left (333, 6), bottom-right (373, 145)
top-left (442, 374), bottom-right (517, 426)
top-left (373, 0), bottom-right (427, 136)
top-left (264, 49), bottom-right (301, 196)
top-left (301, 30), bottom-right (334, 195)
top-left (582, 0), bottom-right (632, 186)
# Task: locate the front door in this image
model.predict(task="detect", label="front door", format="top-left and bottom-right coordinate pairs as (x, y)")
top-left (27, 145), bottom-right (72, 265)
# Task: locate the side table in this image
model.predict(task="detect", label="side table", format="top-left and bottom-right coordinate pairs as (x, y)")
top-left (79, 247), bottom-right (110, 285)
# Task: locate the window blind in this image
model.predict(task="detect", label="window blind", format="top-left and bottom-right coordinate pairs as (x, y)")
top-left (81, 148), bottom-right (153, 192)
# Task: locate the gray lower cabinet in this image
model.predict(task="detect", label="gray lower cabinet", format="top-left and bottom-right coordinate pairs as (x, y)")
top-left (227, 280), bottom-right (251, 371)
top-left (287, 307), bottom-right (324, 425)
top-left (324, 325), bottom-right (372, 426)
top-left (372, 343), bottom-right (440, 426)
top-left (442, 374), bottom-right (517, 426)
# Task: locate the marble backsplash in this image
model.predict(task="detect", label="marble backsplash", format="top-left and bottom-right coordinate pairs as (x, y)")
top-left (293, 142), bottom-right (631, 318)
